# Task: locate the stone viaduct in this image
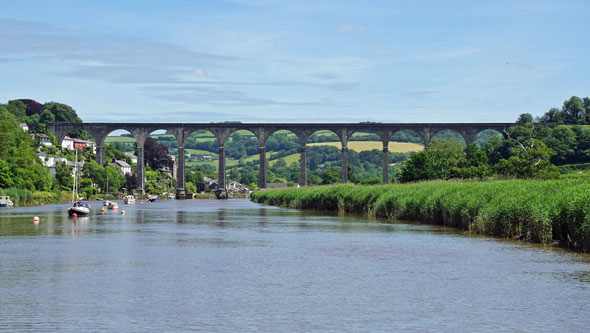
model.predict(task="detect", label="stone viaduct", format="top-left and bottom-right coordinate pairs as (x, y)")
top-left (46, 122), bottom-right (514, 199)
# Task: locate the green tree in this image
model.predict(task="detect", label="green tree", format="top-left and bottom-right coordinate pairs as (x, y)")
top-left (229, 167), bottom-right (240, 180)
top-left (321, 167), bottom-right (341, 184)
top-left (273, 158), bottom-right (287, 168)
top-left (562, 96), bottom-right (586, 124)
top-left (0, 108), bottom-right (51, 191)
top-left (185, 181), bottom-right (197, 196)
top-left (105, 165), bottom-right (125, 194)
top-left (39, 109), bottom-right (56, 123)
top-left (0, 158), bottom-right (14, 188)
top-left (539, 108), bottom-right (564, 123)
top-left (542, 125), bottom-right (576, 165)
top-left (516, 113), bottom-right (534, 125)
top-left (41, 102), bottom-right (82, 123)
top-left (495, 138), bottom-right (559, 179)
top-left (55, 161), bottom-right (73, 190)
top-left (6, 100), bottom-right (27, 120)
top-left (81, 160), bottom-right (106, 190)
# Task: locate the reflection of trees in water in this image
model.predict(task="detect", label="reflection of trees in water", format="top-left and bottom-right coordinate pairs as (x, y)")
top-left (258, 208), bottom-right (267, 226)
top-left (175, 210), bottom-right (185, 224)
top-left (216, 209), bottom-right (226, 227)
top-left (136, 209), bottom-right (145, 224)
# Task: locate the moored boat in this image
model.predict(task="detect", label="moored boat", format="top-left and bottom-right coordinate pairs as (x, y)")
top-left (0, 195), bottom-right (14, 208)
top-left (124, 195), bottom-right (136, 205)
top-left (107, 201), bottom-right (118, 210)
top-left (68, 201), bottom-right (90, 216)
top-left (67, 148), bottom-right (91, 217)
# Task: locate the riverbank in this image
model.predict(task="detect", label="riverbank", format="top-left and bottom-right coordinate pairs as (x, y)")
top-left (0, 188), bottom-right (68, 207)
top-left (251, 178), bottom-right (590, 252)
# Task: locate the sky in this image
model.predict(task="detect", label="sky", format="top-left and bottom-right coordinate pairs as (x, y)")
top-left (1, 0), bottom-right (589, 123)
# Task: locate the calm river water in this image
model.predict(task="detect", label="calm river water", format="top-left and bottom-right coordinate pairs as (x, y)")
top-left (1, 199), bottom-right (590, 332)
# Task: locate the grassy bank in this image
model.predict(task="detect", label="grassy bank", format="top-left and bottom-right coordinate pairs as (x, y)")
top-left (251, 179), bottom-right (590, 252)
top-left (0, 188), bottom-right (65, 206)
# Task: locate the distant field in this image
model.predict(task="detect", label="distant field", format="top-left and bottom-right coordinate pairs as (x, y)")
top-left (270, 153), bottom-right (300, 166)
top-left (185, 148), bottom-right (218, 156)
top-left (192, 137), bottom-right (217, 142)
top-left (105, 136), bottom-right (136, 143)
top-left (308, 141), bottom-right (423, 153)
top-left (186, 159), bottom-right (237, 169)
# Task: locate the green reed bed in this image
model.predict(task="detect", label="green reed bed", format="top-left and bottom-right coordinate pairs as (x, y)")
top-left (251, 179), bottom-right (590, 252)
top-left (0, 188), bottom-right (62, 206)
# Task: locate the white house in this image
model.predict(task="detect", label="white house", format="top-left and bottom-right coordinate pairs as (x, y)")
top-left (38, 152), bottom-right (55, 167)
top-left (37, 134), bottom-right (52, 147)
top-left (19, 123), bottom-right (29, 132)
top-left (61, 136), bottom-right (74, 150)
top-left (109, 159), bottom-right (132, 175)
top-left (124, 152), bottom-right (137, 164)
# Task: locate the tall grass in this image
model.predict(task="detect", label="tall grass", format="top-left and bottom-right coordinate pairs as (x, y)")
top-left (0, 188), bottom-right (63, 206)
top-left (251, 179), bottom-right (590, 252)
top-left (0, 188), bottom-right (33, 206)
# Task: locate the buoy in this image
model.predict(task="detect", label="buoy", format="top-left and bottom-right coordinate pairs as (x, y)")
top-left (39, 203), bottom-right (43, 206)
top-left (121, 210), bottom-right (125, 215)
top-left (100, 208), bottom-right (105, 212)
top-left (33, 216), bottom-right (40, 223)
top-left (72, 213), bottom-right (77, 218)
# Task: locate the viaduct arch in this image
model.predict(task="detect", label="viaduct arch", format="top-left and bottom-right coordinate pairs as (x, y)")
top-left (46, 122), bottom-right (513, 198)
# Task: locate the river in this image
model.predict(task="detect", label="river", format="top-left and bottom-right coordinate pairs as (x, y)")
top-left (1, 199), bottom-right (589, 331)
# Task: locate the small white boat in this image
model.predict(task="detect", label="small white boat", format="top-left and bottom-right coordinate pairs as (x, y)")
top-left (0, 195), bottom-right (14, 207)
top-left (124, 195), bottom-right (136, 205)
top-left (103, 200), bottom-right (111, 207)
top-left (107, 201), bottom-right (118, 210)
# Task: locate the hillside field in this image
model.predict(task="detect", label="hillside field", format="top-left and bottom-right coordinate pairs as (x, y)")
top-left (308, 141), bottom-right (423, 153)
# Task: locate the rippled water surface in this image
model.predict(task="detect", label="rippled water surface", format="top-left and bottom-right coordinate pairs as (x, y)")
top-left (1, 199), bottom-right (590, 332)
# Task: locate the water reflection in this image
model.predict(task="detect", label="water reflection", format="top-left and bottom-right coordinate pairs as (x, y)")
top-left (175, 210), bottom-right (185, 224)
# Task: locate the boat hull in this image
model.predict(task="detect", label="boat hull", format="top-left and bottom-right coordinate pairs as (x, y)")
top-left (68, 207), bottom-right (90, 216)
top-left (124, 196), bottom-right (136, 205)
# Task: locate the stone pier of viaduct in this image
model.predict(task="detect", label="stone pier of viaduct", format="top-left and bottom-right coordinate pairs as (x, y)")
top-left (46, 122), bottom-right (513, 199)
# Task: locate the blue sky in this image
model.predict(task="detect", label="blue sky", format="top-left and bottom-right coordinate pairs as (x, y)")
top-left (1, 0), bottom-right (589, 123)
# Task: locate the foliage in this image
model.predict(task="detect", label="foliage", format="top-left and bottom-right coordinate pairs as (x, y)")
top-left (399, 124), bottom-right (564, 181)
top-left (539, 96), bottom-right (590, 125)
top-left (40, 102), bottom-right (83, 123)
top-left (55, 161), bottom-right (73, 190)
top-left (516, 113), bottom-right (534, 125)
top-left (144, 137), bottom-right (173, 170)
top-left (124, 173), bottom-right (139, 192)
top-left (0, 108), bottom-right (52, 191)
top-left (321, 168), bottom-right (341, 185)
top-left (252, 177), bottom-right (590, 252)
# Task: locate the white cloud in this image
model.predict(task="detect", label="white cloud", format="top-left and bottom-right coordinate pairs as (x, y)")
top-left (192, 68), bottom-right (208, 77)
top-left (339, 23), bottom-right (365, 32)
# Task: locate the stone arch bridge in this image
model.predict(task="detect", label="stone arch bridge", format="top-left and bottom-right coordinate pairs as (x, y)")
top-left (47, 122), bottom-right (513, 198)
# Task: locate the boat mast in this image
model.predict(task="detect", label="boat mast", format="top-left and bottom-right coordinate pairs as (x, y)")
top-left (106, 172), bottom-right (109, 201)
top-left (71, 148), bottom-right (77, 204)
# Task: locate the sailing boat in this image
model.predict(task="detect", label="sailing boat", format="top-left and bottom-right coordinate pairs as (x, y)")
top-left (67, 148), bottom-right (90, 216)
top-left (104, 173), bottom-right (110, 206)
top-left (104, 171), bottom-right (118, 210)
